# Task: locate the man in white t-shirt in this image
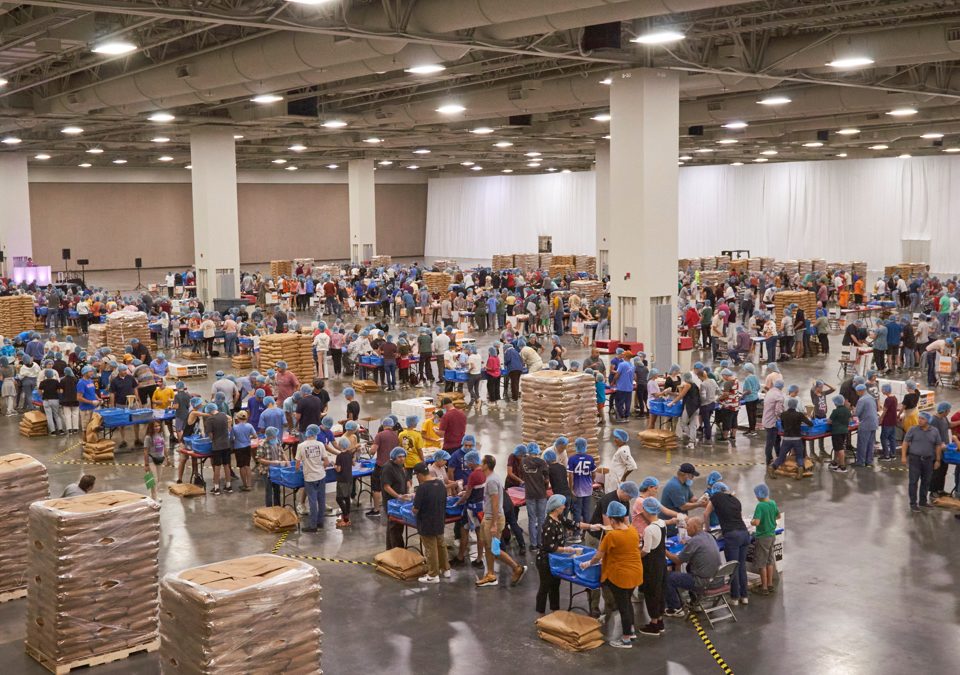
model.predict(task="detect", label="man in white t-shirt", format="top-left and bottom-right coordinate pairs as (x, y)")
top-left (295, 424), bottom-right (330, 532)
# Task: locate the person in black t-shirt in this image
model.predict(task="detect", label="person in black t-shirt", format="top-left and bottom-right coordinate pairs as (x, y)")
top-left (334, 437), bottom-right (354, 527)
top-left (39, 370), bottom-right (65, 435)
top-left (412, 461), bottom-right (450, 582)
top-left (295, 385), bottom-right (324, 433)
top-left (702, 483), bottom-right (750, 603)
top-left (343, 387), bottom-right (360, 422)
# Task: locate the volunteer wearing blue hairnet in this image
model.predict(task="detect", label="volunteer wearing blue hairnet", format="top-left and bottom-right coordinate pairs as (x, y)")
top-left (205, 399), bottom-right (233, 495)
top-left (702, 482), bottom-right (751, 604)
top-left (398, 415), bottom-right (425, 479)
top-left (750, 485), bottom-right (780, 595)
top-left (535, 494), bottom-right (584, 614)
top-left (878, 383), bottom-right (898, 461)
top-left (606, 428), bottom-right (638, 492)
top-left (636, 497), bottom-right (667, 635)
top-left (257, 426), bottom-right (286, 507)
top-left (853, 383), bottom-right (878, 467)
top-left (768, 397), bottom-right (813, 480)
top-left (902, 411), bottom-right (945, 511)
top-left (927, 401), bottom-right (954, 496)
top-left (567, 438), bottom-right (596, 525)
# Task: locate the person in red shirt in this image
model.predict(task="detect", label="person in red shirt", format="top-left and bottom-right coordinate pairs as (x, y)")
top-left (684, 304), bottom-right (701, 347)
top-left (453, 451), bottom-right (486, 566)
top-left (273, 361), bottom-right (300, 404)
top-left (438, 397), bottom-right (466, 451)
top-left (879, 383), bottom-right (899, 460)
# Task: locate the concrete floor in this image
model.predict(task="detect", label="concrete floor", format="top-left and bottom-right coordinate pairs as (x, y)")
top-left (2, 317), bottom-right (960, 674)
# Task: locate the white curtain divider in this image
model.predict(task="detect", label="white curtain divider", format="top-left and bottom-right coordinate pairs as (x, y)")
top-left (424, 172), bottom-right (596, 258)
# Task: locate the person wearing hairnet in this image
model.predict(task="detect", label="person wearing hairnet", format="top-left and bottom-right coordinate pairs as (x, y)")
top-left (256, 426), bottom-right (285, 507)
top-left (927, 401), bottom-right (954, 497)
top-left (669, 372), bottom-right (701, 449)
top-left (636, 497), bottom-right (667, 636)
top-left (853, 383), bottom-right (878, 467)
top-left (204, 401), bottom-right (234, 495)
top-left (605, 428), bottom-right (638, 492)
top-left (399, 415), bottom-right (425, 481)
top-left (828, 395), bottom-right (852, 473)
top-left (536, 494), bottom-right (585, 614)
top-left (768, 397), bottom-right (812, 480)
top-left (521, 443), bottom-right (549, 549)
top-left (702, 482), bottom-right (750, 605)
top-left (750, 484), bottom-right (780, 594)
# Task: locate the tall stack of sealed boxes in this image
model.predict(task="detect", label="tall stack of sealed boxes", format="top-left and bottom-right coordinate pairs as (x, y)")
top-left (520, 371), bottom-right (598, 456)
top-left (159, 555), bottom-right (322, 674)
top-left (26, 491), bottom-right (160, 671)
top-left (0, 453), bottom-right (49, 602)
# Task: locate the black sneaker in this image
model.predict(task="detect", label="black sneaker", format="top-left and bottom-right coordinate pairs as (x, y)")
top-left (210, 487), bottom-right (221, 496)
top-left (223, 485), bottom-right (233, 494)
top-left (638, 623), bottom-right (661, 637)
top-left (365, 509), bottom-right (380, 517)
top-left (470, 559), bottom-right (485, 568)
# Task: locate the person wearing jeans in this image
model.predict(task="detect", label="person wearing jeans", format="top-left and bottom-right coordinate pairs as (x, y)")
top-left (256, 428), bottom-right (284, 507)
top-left (521, 443), bottom-right (549, 549)
top-left (567, 438), bottom-right (596, 525)
top-left (704, 483), bottom-right (751, 603)
top-left (295, 424), bottom-right (330, 532)
top-left (768, 397), bottom-right (810, 479)
top-left (901, 412), bottom-right (944, 510)
top-left (39, 370), bottom-right (65, 435)
top-left (664, 516), bottom-right (722, 615)
top-left (854, 384), bottom-right (878, 467)
top-left (761, 380), bottom-right (785, 465)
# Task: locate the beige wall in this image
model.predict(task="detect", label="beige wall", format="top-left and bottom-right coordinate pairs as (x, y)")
top-left (28, 182), bottom-right (427, 270)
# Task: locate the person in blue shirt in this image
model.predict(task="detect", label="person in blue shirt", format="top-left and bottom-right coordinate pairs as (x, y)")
top-left (247, 388), bottom-right (266, 429)
top-left (318, 415), bottom-right (337, 455)
top-left (566, 437), bottom-right (596, 525)
top-left (258, 396), bottom-right (285, 434)
top-left (76, 366), bottom-right (99, 430)
top-left (611, 354), bottom-right (635, 422)
top-left (885, 317), bottom-right (902, 372)
top-left (502, 344), bottom-right (524, 402)
top-left (231, 410), bottom-right (257, 491)
top-left (594, 372), bottom-right (607, 424)
top-left (740, 363), bottom-right (761, 435)
top-left (854, 384), bottom-right (879, 467)
top-left (660, 463), bottom-right (705, 536)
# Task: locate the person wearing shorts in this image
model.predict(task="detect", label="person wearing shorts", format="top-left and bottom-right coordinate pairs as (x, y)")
top-left (204, 403), bottom-right (233, 495)
top-left (232, 410), bottom-right (256, 492)
top-left (750, 484), bottom-right (780, 595)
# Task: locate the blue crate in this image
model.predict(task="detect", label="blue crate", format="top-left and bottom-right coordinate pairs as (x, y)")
top-left (549, 546), bottom-right (596, 576)
top-left (359, 355), bottom-right (372, 365)
top-left (269, 465), bottom-right (304, 489)
top-left (801, 419), bottom-right (830, 436)
top-left (387, 498), bottom-right (404, 518)
top-left (656, 399), bottom-right (682, 417)
top-left (185, 435), bottom-right (212, 454)
top-left (188, 330), bottom-right (203, 340)
top-left (239, 337), bottom-right (254, 347)
top-left (573, 552), bottom-right (601, 585)
top-left (367, 355), bottom-right (384, 366)
top-left (943, 444), bottom-right (960, 464)
top-left (444, 369), bottom-right (469, 382)
top-left (445, 496), bottom-right (464, 517)
top-left (98, 408), bottom-right (129, 426)
top-left (128, 408), bottom-right (154, 423)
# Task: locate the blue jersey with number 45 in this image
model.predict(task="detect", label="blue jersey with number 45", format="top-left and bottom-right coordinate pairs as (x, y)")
top-left (567, 453), bottom-right (596, 497)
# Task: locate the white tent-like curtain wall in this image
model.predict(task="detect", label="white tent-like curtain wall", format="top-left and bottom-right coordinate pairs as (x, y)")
top-left (425, 155), bottom-right (960, 273)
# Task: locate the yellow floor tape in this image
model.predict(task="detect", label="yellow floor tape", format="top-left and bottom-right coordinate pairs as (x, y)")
top-left (283, 553), bottom-right (376, 568)
top-left (689, 612), bottom-right (735, 674)
top-left (271, 531), bottom-right (290, 554)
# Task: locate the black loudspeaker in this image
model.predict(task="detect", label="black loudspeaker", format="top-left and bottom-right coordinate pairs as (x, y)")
top-left (135, 257), bottom-right (142, 268)
top-left (0, 251), bottom-right (5, 263)
top-left (581, 23), bottom-right (622, 51)
top-left (77, 258), bottom-right (89, 265)
top-left (816, 130), bottom-right (829, 142)
top-left (62, 248), bottom-right (71, 260)
top-left (288, 98), bottom-right (318, 118)
top-left (508, 114), bottom-right (532, 127)
top-left (688, 125), bottom-right (704, 136)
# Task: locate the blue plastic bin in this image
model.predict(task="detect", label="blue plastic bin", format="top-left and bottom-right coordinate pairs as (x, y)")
top-left (573, 552), bottom-right (601, 585)
top-left (659, 399), bottom-right (683, 417)
top-left (445, 496), bottom-right (464, 517)
top-left (367, 355), bottom-right (384, 366)
top-left (943, 443), bottom-right (960, 464)
top-left (128, 408), bottom-right (154, 423)
top-left (269, 465), bottom-right (304, 489)
top-left (185, 435), bottom-right (212, 454)
top-left (444, 369), bottom-right (469, 383)
top-left (549, 546), bottom-right (596, 576)
top-left (387, 499), bottom-right (404, 518)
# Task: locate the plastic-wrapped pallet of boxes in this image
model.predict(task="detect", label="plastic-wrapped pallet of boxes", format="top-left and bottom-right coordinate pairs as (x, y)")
top-left (0, 294), bottom-right (36, 336)
top-left (700, 256), bottom-right (717, 271)
top-left (270, 260), bottom-right (292, 278)
top-left (422, 272), bottom-right (452, 294)
top-left (258, 333), bottom-right (313, 386)
top-left (797, 259), bottom-right (812, 274)
top-left (104, 310), bottom-right (154, 353)
top-left (574, 255), bottom-right (596, 274)
top-left (26, 491), bottom-right (160, 671)
top-left (570, 279), bottom-right (604, 301)
top-left (811, 258), bottom-right (827, 273)
top-left (678, 258), bottom-right (696, 272)
top-left (515, 254), bottom-right (540, 273)
top-left (520, 371), bottom-right (597, 455)
top-left (0, 453), bottom-right (49, 601)
top-left (773, 290), bottom-right (816, 322)
top-left (850, 261), bottom-right (867, 279)
top-left (160, 554), bottom-right (322, 675)
top-left (371, 255), bottom-right (392, 268)
top-left (492, 255), bottom-right (515, 271)
top-left (747, 257), bottom-right (762, 273)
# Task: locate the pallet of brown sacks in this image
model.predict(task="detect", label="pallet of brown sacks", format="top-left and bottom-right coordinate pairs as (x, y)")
top-left (0, 453), bottom-right (49, 604)
top-left (535, 611), bottom-right (603, 652)
top-left (19, 411), bottom-right (48, 438)
top-left (436, 391), bottom-right (467, 410)
top-left (520, 371), bottom-right (597, 455)
top-left (252, 506), bottom-right (299, 533)
top-left (374, 548), bottom-right (427, 581)
top-left (772, 456), bottom-right (815, 479)
top-left (82, 440), bottom-right (116, 462)
top-left (422, 271), bottom-right (452, 294)
top-left (351, 379), bottom-right (379, 393)
top-left (0, 294), bottom-right (37, 336)
top-left (159, 555), bottom-right (322, 675)
top-left (637, 429), bottom-right (679, 451)
top-left (230, 353), bottom-right (252, 370)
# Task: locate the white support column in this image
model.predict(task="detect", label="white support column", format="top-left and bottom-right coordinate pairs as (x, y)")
top-left (348, 159), bottom-right (376, 264)
top-left (608, 68), bottom-right (679, 369)
top-left (595, 140), bottom-right (610, 277)
top-left (190, 127), bottom-right (240, 304)
top-left (0, 153), bottom-right (34, 265)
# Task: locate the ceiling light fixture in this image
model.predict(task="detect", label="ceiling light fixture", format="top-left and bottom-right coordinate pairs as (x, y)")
top-left (112, 159), bottom-right (127, 164)
top-left (678, 161), bottom-right (684, 166)
top-left (470, 127), bottom-right (494, 135)
top-left (631, 30), bottom-right (685, 44)
top-left (717, 139), bottom-right (738, 145)
top-left (34, 154), bottom-right (50, 160)
top-left (413, 148), bottom-right (431, 154)
top-left (185, 164), bottom-right (192, 170)
top-left (921, 132), bottom-right (944, 139)
top-left (470, 166), bottom-right (482, 171)
top-left (363, 137), bottom-right (383, 144)
top-left (760, 149), bottom-right (778, 156)
top-left (493, 141), bottom-right (514, 148)
top-left (286, 0), bottom-right (340, 4)
top-left (404, 64), bottom-right (446, 75)
top-left (827, 56), bottom-right (875, 68)
top-left (460, 161), bottom-right (475, 166)
top-left (754, 157), bottom-right (769, 163)
top-left (406, 164), bottom-right (419, 169)
top-left (148, 112), bottom-right (175, 122)
top-left (837, 153), bottom-right (848, 158)
top-left (757, 95), bottom-right (791, 105)
top-left (602, 134), bottom-right (611, 140)
top-left (527, 162), bottom-right (541, 167)
top-left (869, 144), bottom-right (889, 150)
top-left (378, 160), bottom-right (394, 165)
top-left (78, 162), bottom-right (91, 168)
top-left (837, 128), bottom-right (860, 135)
top-left (694, 148), bottom-right (714, 153)
top-left (92, 40), bottom-right (137, 55)
top-left (590, 113), bottom-right (611, 122)
top-left (326, 164), bottom-right (338, 169)
top-left (233, 134), bottom-right (244, 140)
top-left (1, 136), bottom-right (22, 145)
top-left (289, 144), bottom-right (307, 152)
top-left (899, 153), bottom-right (912, 159)
top-left (886, 107), bottom-right (917, 117)
top-left (730, 162), bottom-right (744, 166)
top-left (599, 77), bottom-right (612, 85)
top-left (561, 169), bottom-right (572, 174)
top-left (152, 136), bottom-right (170, 143)
top-left (321, 119), bottom-right (348, 128)
top-left (157, 155), bottom-right (173, 162)
top-left (803, 141), bottom-right (824, 148)
top-left (546, 167), bottom-right (558, 172)
top-left (251, 94), bottom-right (283, 104)
top-left (722, 121), bottom-right (748, 130)
top-left (502, 169), bottom-right (513, 173)
top-left (61, 126), bottom-right (83, 135)
top-left (272, 158), bottom-right (287, 164)
top-left (944, 147), bottom-right (960, 153)
top-left (525, 151), bottom-right (542, 157)
top-left (0, 78), bottom-right (7, 87)
top-left (435, 103), bottom-right (465, 114)
top-left (679, 155), bottom-right (693, 161)
top-left (86, 147), bottom-right (103, 154)
top-left (285, 166), bottom-right (299, 171)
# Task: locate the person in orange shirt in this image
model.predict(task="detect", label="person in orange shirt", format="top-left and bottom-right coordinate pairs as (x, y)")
top-left (853, 277), bottom-right (865, 304)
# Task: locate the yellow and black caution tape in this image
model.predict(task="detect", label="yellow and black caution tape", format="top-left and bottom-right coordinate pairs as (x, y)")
top-left (271, 531), bottom-right (290, 554)
top-left (50, 441), bottom-right (83, 461)
top-left (282, 553), bottom-right (376, 568)
top-left (696, 462), bottom-right (767, 468)
top-left (55, 458), bottom-right (145, 468)
top-left (689, 612), bottom-right (734, 675)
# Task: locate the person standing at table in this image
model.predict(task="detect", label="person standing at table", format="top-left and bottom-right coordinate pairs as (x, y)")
top-left (535, 494), bottom-right (583, 614)
top-left (853, 384), bottom-right (878, 468)
top-left (702, 482), bottom-right (750, 606)
top-left (927, 402), bottom-right (953, 498)
top-left (438, 397), bottom-right (466, 451)
top-left (256, 426), bottom-right (285, 507)
top-left (901, 412), bottom-right (944, 512)
top-left (412, 461), bottom-right (451, 584)
top-left (637, 497), bottom-right (667, 636)
top-left (809, 379), bottom-right (836, 461)
top-left (521, 443), bottom-right (549, 550)
top-left (369, 416), bottom-right (400, 517)
top-left (605, 428), bottom-right (638, 492)
top-left (475, 455), bottom-right (527, 588)
top-left (567, 437), bottom-right (596, 525)
top-left (295, 424), bottom-right (331, 533)
top-left (231, 410), bottom-right (256, 492)
top-left (334, 437), bottom-right (355, 528)
top-left (382, 447), bottom-right (411, 549)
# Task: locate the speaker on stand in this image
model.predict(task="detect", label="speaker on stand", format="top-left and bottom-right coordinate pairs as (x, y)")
top-left (62, 248), bottom-right (71, 278)
top-left (77, 258), bottom-right (89, 285)
top-left (134, 257), bottom-right (143, 290)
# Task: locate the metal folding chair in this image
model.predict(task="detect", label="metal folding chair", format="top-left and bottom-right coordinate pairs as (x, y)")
top-left (688, 560), bottom-right (739, 627)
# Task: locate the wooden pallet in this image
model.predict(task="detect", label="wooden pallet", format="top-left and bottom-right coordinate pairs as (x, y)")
top-left (0, 587), bottom-right (26, 603)
top-left (26, 638), bottom-right (159, 675)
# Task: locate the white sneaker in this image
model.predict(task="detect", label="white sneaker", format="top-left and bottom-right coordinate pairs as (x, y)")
top-left (740, 597), bottom-right (749, 605)
top-left (441, 570), bottom-right (452, 579)
top-left (418, 575), bottom-right (440, 584)
top-left (730, 598), bottom-right (740, 606)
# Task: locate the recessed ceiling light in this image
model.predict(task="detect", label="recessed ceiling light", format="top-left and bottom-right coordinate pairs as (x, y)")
top-left (869, 144), bottom-right (889, 150)
top-left (525, 151), bottom-right (542, 157)
top-left (760, 149), bottom-right (778, 156)
top-left (1, 136), bottom-right (22, 145)
top-left (285, 166), bottom-right (299, 171)
top-left (0, 78), bottom-right (7, 87)
top-left (837, 153), bottom-right (848, 158)
top-left (561, 169), bottom-right (572, 174)
top-left (599, 77), bottom-right (613, 85)
top-left (233, 134), bottom-right (244, 140)
top-left (86, 147), bottom-right (103, 154)
top-left (493, 141), bottom-right (514, 148)
top-left (899, 153), bottom-right (912, 158)
top-left (152, 136), bottom-right (170, 143)
top-left (404, 64), bottom-right (446, 75)
top-left (730, 162), bottom-right (744, 166)
top-left (527, 162), bottom-right (541, 167)
top-left (886, 107), bottom-right (917, 117)
top-left (631, 30), bottom-right (685, 45)
top-left (460, 161), bottom-right (475, 166)
top-left (678, 161), bottom-right (684, 166)
top-left (722, 121), bottom-right (748, 130)
top-left (272, 158), bottom-right (287, 164)
top-left (363, 137), bottom-right (382, 144)
top-left (185, 164), bottom-right (192, 169)
top-left (694, 148), bottom-right (714, 153)
top-left (546, 167), bottom-right (558, 172)
top-left (837, 128), bottom-right (860, 135)
top-left (61, 126), bottom-right (83, 135)
top-left (602, 134), bottom-right (611, 140)
top-left (591, 113), bottom-right (611, 122)
top-left (921, 132), bottom-right (944, 139)
top-left (157, 155), bottom-right (173, 162)
top-left (754, 157), bottom-right (769, 163)
top-left (470, 166), bottom-right (482, 171)
top-left (413, 148), bottom-right (431, 155)
top-left (501, 169), bottom-right (513, 173)
top-left (378, 160), bottom-right (394, 166)
top-left (92, 40), bottom-right (137, 55)
top-left (758, 95), bottom-right (791, 105)
top-left (112, 159), bottom-right (127, 164)
top-left (406, 164), bottom-right (419, 169)
top-left (679, 155), bottom-right (693, 161)
top-left (148, 112), bottom-right (175, 122)
top-left (34, 154), bottom-right (51, 160)
top-left (717, 139), bottom-right (738, 145)
top-left (803, 141), bottom-right (824, 148)
top-left (288, 144), bottom-right (307, 152)
top-left (436, 103), bottom-right (465, 114)
top-left (470, 127), bottom-right (494, 135)
top-left (944, 147), bottom-right (960, 153)
top-left (827, 56), bottom-right (875, 68)
top-left (79, 162), bottom-right (91, 168)
top-left (321, 119), bottom-right (348, 128)
top-left (251, 94), bottom-right (283, 104)
top-left (326, 164), bottom-right (338, 169)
